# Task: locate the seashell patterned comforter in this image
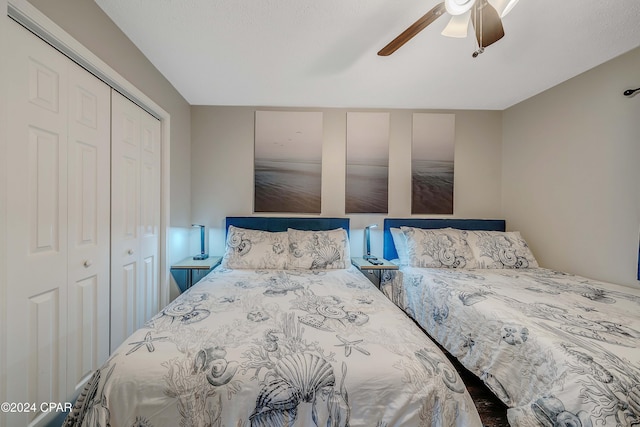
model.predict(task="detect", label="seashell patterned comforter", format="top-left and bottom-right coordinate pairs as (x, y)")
top-left (64, 266), bottom-right (482, 427)
top-left (381, 267), bottom-right (640, 427)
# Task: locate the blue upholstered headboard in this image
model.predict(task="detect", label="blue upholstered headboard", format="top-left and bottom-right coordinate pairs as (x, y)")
top-left (225, 217), bottom-right (350, 235)
top-left (383, 218), bottom-right (505, 261)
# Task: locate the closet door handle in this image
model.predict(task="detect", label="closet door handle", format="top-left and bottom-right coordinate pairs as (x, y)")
top-left (127, 249), bottom-right (134, 255)
top-left (83, 260), bottom-right (92, 268)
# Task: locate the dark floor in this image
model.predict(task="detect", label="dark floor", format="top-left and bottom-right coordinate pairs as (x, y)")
top-left (450, 355), bottom-right (510, 427)
top-left (408, 315), bottom-right (510, 426)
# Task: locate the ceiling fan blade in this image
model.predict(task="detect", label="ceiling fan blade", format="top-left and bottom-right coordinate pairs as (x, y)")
top-left (378, 2), bottom-right (446, 56)
top-left (441, 10), bottom-right (471, 38)
top-left (488, 0), bottom-right (520, 17)
top-left (471, 0), bottom-right (504, 48)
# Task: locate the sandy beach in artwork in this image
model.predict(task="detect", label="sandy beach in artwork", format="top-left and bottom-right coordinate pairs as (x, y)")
top-left (411, 160), bottom-right (454, 214)
top-left (346, 163), bottom-right (388, 213)
top-left (254, 159), bottom-right (321, 213)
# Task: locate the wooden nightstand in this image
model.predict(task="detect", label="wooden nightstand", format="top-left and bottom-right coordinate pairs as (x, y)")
top-left (351, 257), bottom-right (399, 288)
top-left (171, 256), bottom-right (222, 292)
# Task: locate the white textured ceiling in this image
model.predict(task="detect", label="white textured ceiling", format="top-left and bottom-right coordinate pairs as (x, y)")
top-left (94, 0), bottom-right (640, 110)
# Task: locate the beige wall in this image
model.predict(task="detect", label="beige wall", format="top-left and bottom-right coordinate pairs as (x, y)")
top-left (28, 0), bottom-right (192, 229)
top-left (191, 106), bottom-right (503, 256)
top-left (21, 0), bottom-right (639, 290)
top-left (503, 46), bottom-right (640, 288)
top-left (0, 0), bottom-right (8, 415)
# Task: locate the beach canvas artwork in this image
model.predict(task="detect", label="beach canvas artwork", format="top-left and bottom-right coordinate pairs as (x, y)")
top-left (254, 111), bottom-right (323, 213)
top-left (346, 112), bottom-right (389, 213)
top-left (412, 113), bottom-right (455, 214)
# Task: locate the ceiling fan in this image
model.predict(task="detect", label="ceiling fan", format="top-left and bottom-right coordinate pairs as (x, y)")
top-left (378, 0), bottom-right (520, 57)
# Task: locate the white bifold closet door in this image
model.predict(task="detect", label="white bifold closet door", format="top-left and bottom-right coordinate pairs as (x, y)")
top-left (5, 20), bottom-right (111, 427)
top-left (110, 91), bottom-right (161, 352)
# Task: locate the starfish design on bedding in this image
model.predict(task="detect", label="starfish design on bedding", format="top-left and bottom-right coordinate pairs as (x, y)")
top-left (126, 331), bottom-right (169, 355)
top-left (335, 335), bottom-right (370, 357)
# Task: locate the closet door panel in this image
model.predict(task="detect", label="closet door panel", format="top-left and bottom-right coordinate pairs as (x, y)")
top-left (66, 61), bottom-right (111, 395)
top-left (140, 111), bottom-right (161, 323)
top-left (5, 21), bottom-right (69, 426)
top-left (111, 91), bottom-right (141, 349)
top-left (111, 92), bottom-right (161, 350)
top-left (28, 288), bottom-right (62, 423)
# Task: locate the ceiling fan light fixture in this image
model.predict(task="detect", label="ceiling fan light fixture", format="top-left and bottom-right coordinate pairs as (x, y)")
top-left (488, 0), bottom-right (520, 17)
top-left (444, 0), bottom-right (476, 16)
top-left (441, 11), bottom-right (471, 38)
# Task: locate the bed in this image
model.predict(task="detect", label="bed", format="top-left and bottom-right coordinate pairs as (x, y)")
top-left (380, 218), bottom-right (640, 427)
top-left (64, 217), bottom-right (482, 427)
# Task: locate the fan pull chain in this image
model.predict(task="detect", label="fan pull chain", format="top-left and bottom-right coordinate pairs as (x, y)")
top-left (473, 1), bottom-right (485, 57)
top-left (623, 87), bottom-right (640, 97)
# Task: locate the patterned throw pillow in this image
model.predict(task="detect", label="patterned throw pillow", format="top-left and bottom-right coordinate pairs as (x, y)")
top-left (287, 228), bottom-right (350, 269)
top-left (465, 230), bottom-right (538, 268)
top-left (390, 227), bottom-right (409, 265)
top-left (222, 226), bottom-right (288, 269)
top-left (400, 227), bottom-right (478, 269)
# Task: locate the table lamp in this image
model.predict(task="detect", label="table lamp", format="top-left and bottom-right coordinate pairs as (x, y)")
top-left (363, 224), bottom-right (377, 260)
top-left (192, 224), bottom-right (209, 260)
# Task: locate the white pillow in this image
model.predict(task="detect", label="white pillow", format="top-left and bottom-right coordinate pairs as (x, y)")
top-left (390, 227), bottom-right (409, 266)
top-left (288, 228), bottom-right (350, 269)
top-left (400, 227), bottom-right (478, 269)
top-left (222, 226), bottom-right (288, 269)
top-left (465, 230), bottom-right (538, 268)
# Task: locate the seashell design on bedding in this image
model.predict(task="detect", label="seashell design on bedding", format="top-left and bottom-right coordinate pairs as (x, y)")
top-left (192, 346), bottom-right (239, 387)
top-left (159, 300), bottom-right (211, 325)
top-left (428, 234), bottom-right (469, 268)
top-left (254, 377), bottom-right (302, 411)
top-left (311, 245), bottom-right (342, 269)
top-left (581, 287), bottom-right (616, 304)
top-left (438, 247), bottom-right (468, 268)
top-left (345, 311), bottom-right (369, 326)
top-left (628, 385), bottom-right (640, 415)
top-left (458, 291), bottom-right (487, 306)
top-left (497, 247), bottom-right (525, 267)
top-left (432, 304), bottom-right (449, 324)
top-left (464, 230), bottom-right (538, 268)
top-left (247, 309), bottom-right (271, 322)
top-left (500, 325), bottom-right (529, 345)
top-left (292, 287), bottom-right (371, 332)
top-left (64, 363), bottom-right (116, 427)
top-left (163, 303), bottom-right (194, 317)
top-left (299, 313), bottom-right (332, 331)
top-left (288, 228), bottom-right (350, 269)
top-left (263, 273), bottom-right (303, 296)
top-left (415, 348), bottom-right (465, 394)
top-left (531, 396), bottom-right (593, 427)
top-left (250, 353), bottom-right (349, 426)
top-left (316, 304), bottom-right (347, 320)
top-left (481, 371), bottom-right (510, 404)
top-left (276, 353), bottom-right (335, 401)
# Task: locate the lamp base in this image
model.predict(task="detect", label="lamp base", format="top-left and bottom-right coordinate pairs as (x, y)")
top-left (193, 254), bottom-right (209, 260)
top-left (363, 254), bottom-right (377, 260)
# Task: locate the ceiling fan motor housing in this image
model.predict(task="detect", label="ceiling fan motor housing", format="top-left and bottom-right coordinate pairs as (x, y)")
top-left (445, 0), bottom-right (476, 15)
